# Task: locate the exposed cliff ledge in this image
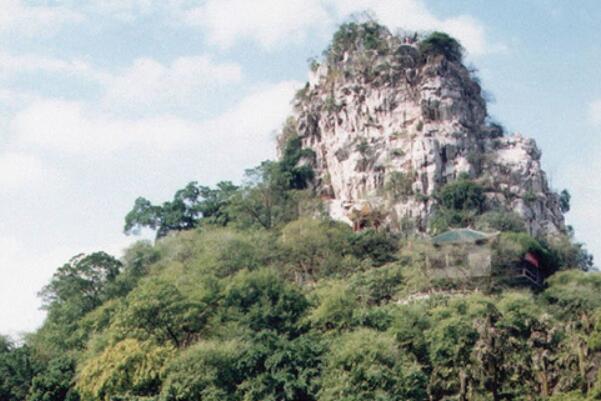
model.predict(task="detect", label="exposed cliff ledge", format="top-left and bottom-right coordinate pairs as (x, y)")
top-left (279, 22), bottom-right (565, 237)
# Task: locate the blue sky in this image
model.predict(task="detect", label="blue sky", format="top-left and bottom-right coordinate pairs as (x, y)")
top-left (0, 0), bottom-right (600, 335)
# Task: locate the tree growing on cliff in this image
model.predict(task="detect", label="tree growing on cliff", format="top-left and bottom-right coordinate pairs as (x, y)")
top-left (124, 181), bottom-right (239, 239)
top-left (419, 31), bottom-right (464, 62)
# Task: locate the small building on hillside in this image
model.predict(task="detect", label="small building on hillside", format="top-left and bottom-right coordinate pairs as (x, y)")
top-left (427, 228), bottom-right (545, 287)
top-left (427, 228), bottom-right (495, 280)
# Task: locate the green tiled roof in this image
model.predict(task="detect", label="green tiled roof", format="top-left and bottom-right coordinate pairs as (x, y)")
top-left (431, 228), bottom-right (492, 245)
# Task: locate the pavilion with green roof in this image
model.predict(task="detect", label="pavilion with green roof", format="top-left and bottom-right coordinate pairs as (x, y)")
top-left (431, 228), bottom-right (495, 246)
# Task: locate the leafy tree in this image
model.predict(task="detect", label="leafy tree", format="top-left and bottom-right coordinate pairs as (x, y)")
top-left (319, 328), bottom-right (427, 401)
top-left (541, 235), bottom-right (594, 272)
top-left (426, 314), bottom-right (479, 399)
top-left (197, 181), bottom-right (240, 225)
top-left (76, 339), bottom-right (174, 401)
top-left (236, 331), bottom-right (323, 401)
top-left (308, 281), bottom-right (358, 332)
top-left (430, 178), bottom-right (486, 232)
top-left (543, 270), bottom-right (601, 318)
top-left (278, 135), bottom-right (315, 190)
top-left (28, 356), bottom-right (79, 401)
top-left (390, 304), bottom-right (431, 363)
top-left (279, 218), bottom-right (353, 283)
top-left (40, 252), bottom-right (122, 317)
top-left (160, 340), bottom-right (244, 401)
top-left (110, 240), bottom-right (161, 297)
top-left (438, 179), bottom-right (485, 212)
top-left (0, 339), bottom-right (38, 401)
top-left (115, 278), bottom-right (207, 347)
top-left (350, 263), bottom-right (404, 306)
top-left (229, 162), bottom-right (294, 230)
top-left (222, 269), bottom-right (309, 335)
top-left (419, 31), bottom-right (464, 62)
top-left (349, 229), bottom-right (399, 267)
top-left (124, 181), bottom-right (239, 239)
top-left (560, 189), bottom-right (571, 213)
top-left (475, 210), bottom-right (527, 233)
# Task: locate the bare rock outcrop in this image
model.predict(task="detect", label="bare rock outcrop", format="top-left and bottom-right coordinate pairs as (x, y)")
top-left (279, 22), bottom-right (564, 236)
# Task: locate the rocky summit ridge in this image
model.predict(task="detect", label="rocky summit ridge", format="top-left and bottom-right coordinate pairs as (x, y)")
top-left (278, 21), bottom-right (565, 237)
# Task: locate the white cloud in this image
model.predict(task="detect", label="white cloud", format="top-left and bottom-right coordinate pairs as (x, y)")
top-left (81, 0), bottom-right (155, 20)
top-left (102, 56), bottom-right (242, 109)
top-left (0, 51), bottom-right (100, 80)
top-left (184, 0), bottom-right (495, 55)
top-left (588, 99), bottom-right (601, 126)
top-left (0, 52), bottom-right (242, 113)
top-left (184, 0), bottom-right (332, 49)
top-left (9, 80), bottom-right (300, 159)
top-left (0, 152), bottom-right (47, 189)
top-left (0, 0), bottom-right (82, 35)
top-left (10, 99), bottom-right (198, 154)
top-left (200, 80), bottom-right (302, 163)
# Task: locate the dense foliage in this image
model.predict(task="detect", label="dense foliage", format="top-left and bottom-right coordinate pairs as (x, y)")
top-left (2, 20), bottom-right (599, 401)
top-left (6, 185), bottom-right (599, 400)
top-left (419, 31), bottom-right (464, 62)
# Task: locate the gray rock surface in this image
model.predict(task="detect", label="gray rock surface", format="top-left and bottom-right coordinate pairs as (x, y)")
top-left (279, 26), bottom-right (564, 236)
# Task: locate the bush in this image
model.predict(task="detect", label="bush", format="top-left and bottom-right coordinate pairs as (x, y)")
top-left (326, 21), bottom-right (390, 63)
top-left (160, 340), bottom-right (244, 401)
top-left (280, 218), bottom-right (354, 281)
top-left (235, 332), bottom-right (323, 401)
top-left (308, 281), bottom-right (358, 332)
top-left (542, 270), bottom-right (601, 317)
top-left (560, 189), bottom-right (571, 213)
top-left (384, 171), bottom-right (414, 201)
top-left (76, 339), bottom-right (174, 401)
top-left (475, 211), bottom-right (526, 233)
top-left (223, 269), bottom-right (309, 335)
top-left (419, 32), bottom-right (464, 62)
top-left (349, 229), bottom-right (399, 267)
top-left (438, 179), bottom-right (486, 212)
top-left (429, 208), bottom-right (479, 234)
top-left (319, 329), bottom-right (427, 401)
top-left (350, 263), bottom-right (404, 305)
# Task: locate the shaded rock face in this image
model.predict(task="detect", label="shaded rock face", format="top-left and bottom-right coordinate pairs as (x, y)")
top-left (281, 24), bottom-right (564, 236)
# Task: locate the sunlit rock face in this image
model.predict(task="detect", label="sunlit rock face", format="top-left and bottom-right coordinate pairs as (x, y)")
top-left (279, 23), bottom-right (564, 236)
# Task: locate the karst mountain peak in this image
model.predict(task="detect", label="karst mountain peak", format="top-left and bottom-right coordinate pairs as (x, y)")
top-left (278, 20), bottom-right (565, 237)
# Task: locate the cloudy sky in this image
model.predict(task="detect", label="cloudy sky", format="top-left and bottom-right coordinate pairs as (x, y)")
top-left (1, 0), bottom-right (600, 336)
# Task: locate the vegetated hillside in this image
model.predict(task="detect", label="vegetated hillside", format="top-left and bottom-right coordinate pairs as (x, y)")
top-left (1, 21), bottom-right (600, 401)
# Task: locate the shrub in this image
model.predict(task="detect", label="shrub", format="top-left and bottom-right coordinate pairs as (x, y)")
top-left (349, 229), bottom-right (399, 266)
top-left (76, 339), bottom-right (174, 401)
top-left (223, 269), bottom-right (309, 335)
top-left (384, 171), bottom-right (414, 201)
top-left (523, 190), bottom-right (537, 203)
top-left (560, 189), bottom-right (571, 213)
top-left (319, 329), bottom-right (427, 401)
top-left (419, 32), bottom-right (464, 63)
top-left (475, 211), bottom-right (526, 233)
top-left (308, 281), bottom-right (358, 332)
top-left (542, 270), bottom-right (601, 317)
top-left (280, 218), bottom-right (354, 281)
top-left (350, 264), bottom-right (404, 305)
top-left (326, 21), bottom-right (390, 63)
top-left (354, 138), bottom-right (371, 157)
top-left (438, 179), bottom-right (486, 212)
top-left (160, 340), bottom-right (244, 401)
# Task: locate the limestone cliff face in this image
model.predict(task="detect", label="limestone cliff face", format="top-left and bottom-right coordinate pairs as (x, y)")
top-left (280, 23), bottom-right (564, 236)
